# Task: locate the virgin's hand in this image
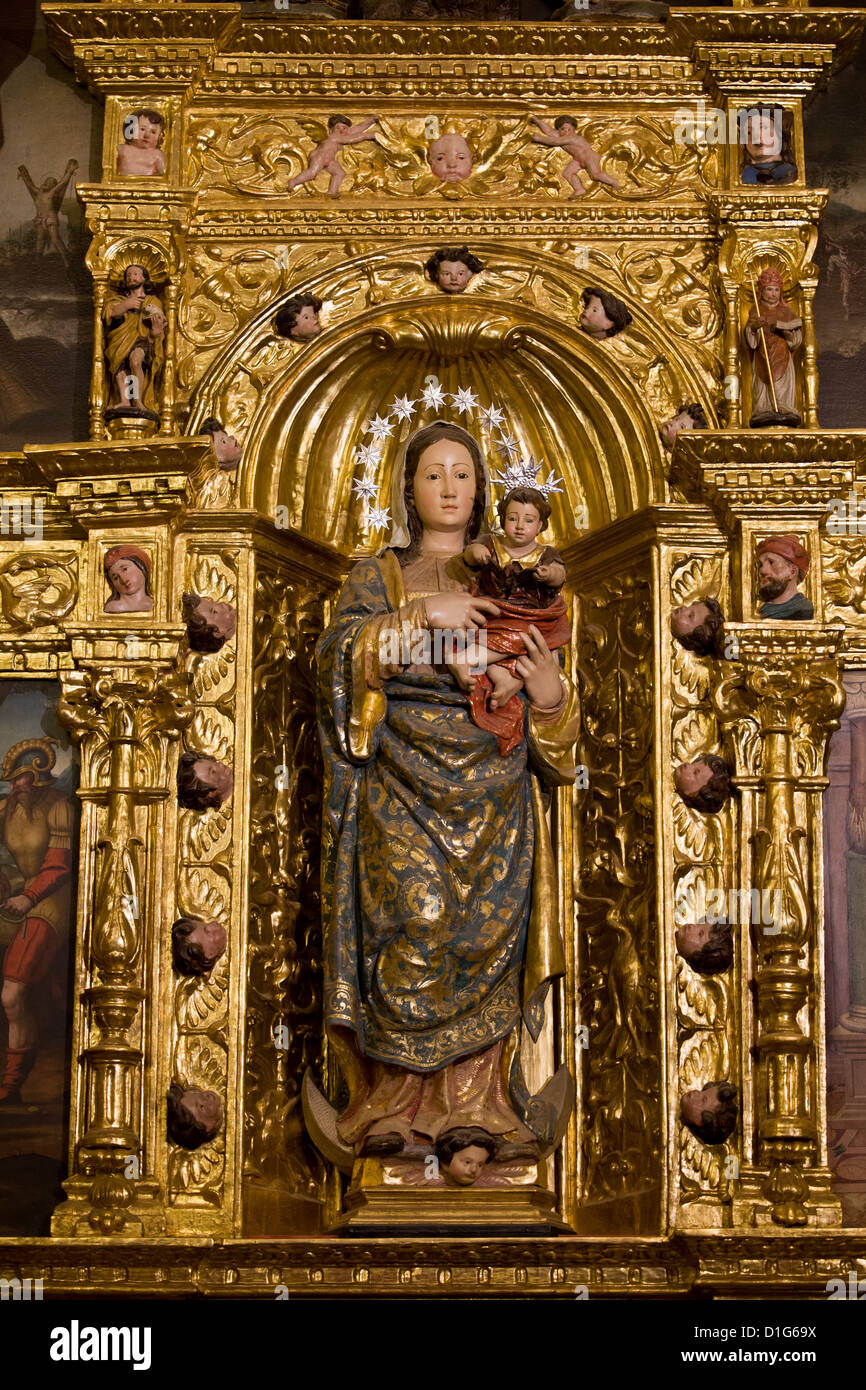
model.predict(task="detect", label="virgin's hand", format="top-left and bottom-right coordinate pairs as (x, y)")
top-left (515, 626), bottom-right (562, 709)
top-left (424, 592), bottom-right (499, 631)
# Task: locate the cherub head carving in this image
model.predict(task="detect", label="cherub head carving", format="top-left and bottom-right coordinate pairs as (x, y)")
top-left (167, 1084), bottom-right (223, 1149)
top-left (182, 592), bottom-right (237, 653)
top-left (172, 916), bottom-right (228, 977)
top-left (681, 1082), bottom-right (739, 1146)
top-left (660, 402), bottom-right (709, 450)
top-left (177, 751), bottom-right (234, 811)
top-left (674, 755), bottom-right (734, 814)
top-left (428, 132), bottom-right (473, 184)
top-left (275, 293), bottom-right (324, 342)
top-left (670, 596), bottom-right (724, 657)
top-left (435, 1127), bottom-right (497, 1187)
top-left (579, 286), bottom-right (632, 341)
top-left (425, 245), bottom-right (484, 294)
top-left (200, 417), bottom-right (242, 470)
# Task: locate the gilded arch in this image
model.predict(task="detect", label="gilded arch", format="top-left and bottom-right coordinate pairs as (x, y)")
top-left (185, 244), bottom-right (717, 550)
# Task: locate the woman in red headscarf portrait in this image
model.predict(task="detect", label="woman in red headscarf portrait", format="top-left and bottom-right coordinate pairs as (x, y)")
top-left (103, 544), bottom-right (153, 614)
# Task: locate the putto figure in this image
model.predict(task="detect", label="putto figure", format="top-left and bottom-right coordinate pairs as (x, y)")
top-left (285, 113), bottom-right (380, 197)
top-left (177, 752), bottom-right (234, 812)
top-left (681, 1082), bottom-right (739, 1146)
top-left (756, 534), bottom-right (814, 620)
top-left (428, 131), bottom-right (474, 183)
top-left (459, 485), bottom-right (570, 755)
top-left (0, 739), bottom-right (74, 1105)
top-left (675, 920), bottom-right (734, 977)
top-left (740, 105), bottom-right (797, 186)
top-left (674, 755), bottom-right (734, 814)
top-left (117, 109), bottom-right (166, 177)
top-left (275, 293), bottom-right (323, 342)
top-left (103, 544), bottom-right (153, 615)
top-left (167, 1084), bottom-right (223, 1149)
top-left (425, 245), bottom-right (485, 295)
top-left (743, 267), bottom-right (802, 427)
top-left (200, 417), bottom-right (242, 469)
top-left (670, 596), bottom-right (725, 657)
top-left (17, 159), bottom-right (78, 263)
top-left (171, 917), bottom-right (228, 977)
top-left (579, 286), bottom-right (632, 340)
top-left (312, 420), bottom-right (578, 1172)
top-left (530, 115), bottom-right (620, 198)
top-left (182, 593), bottom-right (237, 653)
top-left (659, 402), bottom-right (709, 450)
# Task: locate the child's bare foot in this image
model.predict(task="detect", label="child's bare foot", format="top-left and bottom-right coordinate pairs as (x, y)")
top-left (488, 666), bottom-right (524, 710)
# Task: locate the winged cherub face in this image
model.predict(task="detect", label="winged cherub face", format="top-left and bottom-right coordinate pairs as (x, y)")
top-left (428, 133), bottom-right (473, 184)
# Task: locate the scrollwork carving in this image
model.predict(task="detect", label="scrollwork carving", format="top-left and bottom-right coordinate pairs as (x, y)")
top-left (577, 571), bottom-right (659, 1214)
top-left (245, 563), bottom-right (327, 1206)
top-left (0, 551), bottom-right (78, 629)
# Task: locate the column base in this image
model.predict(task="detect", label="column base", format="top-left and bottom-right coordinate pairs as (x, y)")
top-left (730, 1168), bottom-right (842, 1229)
top-left (51, 1176), bottom-right (167, 1237)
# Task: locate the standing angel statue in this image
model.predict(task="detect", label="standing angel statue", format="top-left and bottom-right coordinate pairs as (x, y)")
top-left (311, 420), bottom-right (578, 1184)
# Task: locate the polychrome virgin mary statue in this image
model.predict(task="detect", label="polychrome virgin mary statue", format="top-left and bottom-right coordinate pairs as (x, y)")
top-left (310, 420), bottom-right (578, 1174)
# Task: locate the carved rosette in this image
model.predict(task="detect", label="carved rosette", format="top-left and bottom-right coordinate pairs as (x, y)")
top-left (53, 655), bottom-right (192, 1236)
top-left (576, 569), bottom-right (661, 1228)
top-left (713, 630), bottom-right (844, 1226)
top-left (244, 561), bottom-right (327, 1228)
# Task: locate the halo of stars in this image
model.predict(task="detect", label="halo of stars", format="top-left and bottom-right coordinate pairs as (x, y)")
top-left (351, 383), bottom-right (562, 535)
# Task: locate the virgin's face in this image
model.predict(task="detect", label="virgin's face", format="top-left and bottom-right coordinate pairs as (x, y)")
top-left (108, 558), bottom-right (145, 597)
top-left (412, 438), bottom-right (477, 536)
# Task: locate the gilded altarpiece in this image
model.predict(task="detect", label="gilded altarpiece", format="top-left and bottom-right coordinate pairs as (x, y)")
top-left (2, 1), bottom-right (866, 1295)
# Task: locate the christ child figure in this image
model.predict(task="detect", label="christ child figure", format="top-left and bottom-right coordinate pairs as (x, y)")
top-left (455, 485), bottom-right (570, 756)
top-left (117, 109), bottom-right (166, 176)
top-left (285, 113), bottom-right (380, 197)
top-left (531, 115), bottom-right (620, 198)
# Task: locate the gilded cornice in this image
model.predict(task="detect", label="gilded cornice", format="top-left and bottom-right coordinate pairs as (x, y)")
top-left (192, 204), bottom-right (712, 240)
top-left (711, 191), bottom-right (829, 229)
top-left (673, 429), bottom-right (866, 473)
top-left (43, 9), bottom-right (866, 102)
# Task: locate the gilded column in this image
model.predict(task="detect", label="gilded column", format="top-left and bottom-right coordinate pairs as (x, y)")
top-left (52, 641), bottom-right (192, 1235)
top-left (799, 268), bottom-right (819, 429)
top-left (721, 280), bottom-right (742, 428)
top-left (89, 274), bottom-right (108, 442)
top-left (159, 278), bottom-right (178, 438)
top-left (714, 630), bottom-right (844, 1226)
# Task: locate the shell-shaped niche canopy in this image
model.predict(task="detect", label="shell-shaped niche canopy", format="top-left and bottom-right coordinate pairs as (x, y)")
top-left (241, 298), bottom-right (668, 557)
